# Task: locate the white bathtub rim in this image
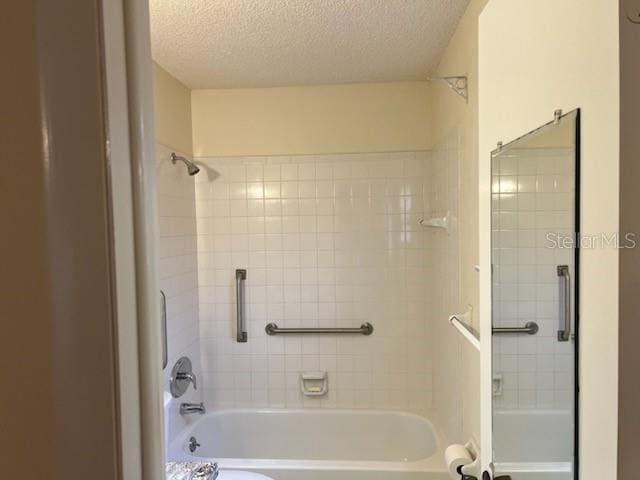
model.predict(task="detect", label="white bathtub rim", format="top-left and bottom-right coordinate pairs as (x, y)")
top-left (174, 456), bottom-right (446, 473)
top-left (188, 457), bottom-right (444, 472)
top-left (493, 408), bottom-right (572, 416)
top-left (180, 407), bottom-right (442, 424)
top-left (494, 461), bottom-right (572, 473)
top-left (168, 408), bottom-right (447, 472)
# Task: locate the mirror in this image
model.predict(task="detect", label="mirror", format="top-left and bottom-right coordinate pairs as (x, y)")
top-left (491, 110), bottom-right (579, 480)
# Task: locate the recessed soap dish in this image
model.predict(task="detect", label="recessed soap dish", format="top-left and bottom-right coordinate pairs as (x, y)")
top-left (300, 372), bottom-right (328, 396)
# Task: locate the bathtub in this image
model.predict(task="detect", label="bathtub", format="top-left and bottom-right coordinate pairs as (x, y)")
top-left (493, 410), bottom-right (574, 480)
top-left (168, 409), bottom-right (448, 480)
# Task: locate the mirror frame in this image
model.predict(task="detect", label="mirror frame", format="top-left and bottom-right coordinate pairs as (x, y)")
top-left (489, 109), bottom-right (581, 480)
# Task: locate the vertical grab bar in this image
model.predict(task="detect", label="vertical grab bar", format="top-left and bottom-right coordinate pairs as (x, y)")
top-left (557, 265), bottom-right (571, 342)
top-left (236, 269), bottom-right (247, 343)
top-left (160, 290), bottom-right (168, 369)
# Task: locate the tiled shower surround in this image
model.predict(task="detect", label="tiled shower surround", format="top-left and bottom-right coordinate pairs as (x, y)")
top-left (491, 147), bottom-right (575, 410)
top-left (194, 152), bottom-right (434, 414)
top-left (156, 144), bottom-right (202, 439)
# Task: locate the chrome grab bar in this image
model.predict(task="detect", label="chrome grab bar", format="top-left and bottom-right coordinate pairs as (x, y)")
top-left (161, 290), bottom-right (168, 369)
top-left (236, 269), bottom-right (247, 343)
top-left (492, 321), bottom-right (539, 335)
top-left (557, 265), bottom-right (571, 342)
top-left (265, 322), bottom-right (374, 336)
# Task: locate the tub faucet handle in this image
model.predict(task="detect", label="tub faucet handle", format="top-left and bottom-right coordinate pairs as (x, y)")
top-left (177, 371), bottom-right (197, 390)
top-left (170, 356), bottom-right (197, 398)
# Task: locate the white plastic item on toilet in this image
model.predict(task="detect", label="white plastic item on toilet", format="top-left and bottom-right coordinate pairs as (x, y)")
top-left (218, 471), bottom-right (274, 480)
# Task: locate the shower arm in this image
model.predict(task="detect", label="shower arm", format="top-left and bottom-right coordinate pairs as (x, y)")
top-left (171, 152), bottom-right (187, 166)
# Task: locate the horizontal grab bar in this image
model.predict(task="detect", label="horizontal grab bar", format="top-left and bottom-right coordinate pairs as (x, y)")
top-left (265, 322), bottom-right (374, 336)
top-left (492, 321), bottom-right (539, 335)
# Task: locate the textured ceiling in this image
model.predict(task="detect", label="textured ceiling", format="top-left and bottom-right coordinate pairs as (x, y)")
top-left (150, 0), bottom-right (470, 89)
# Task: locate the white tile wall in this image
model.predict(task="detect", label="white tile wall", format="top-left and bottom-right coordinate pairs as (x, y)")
top-left (491, 147), bottom-right (575, 410)
top-left (156, 144), bottom-right (202, 437)
top-left (194, 152), bottom-right (434, 415)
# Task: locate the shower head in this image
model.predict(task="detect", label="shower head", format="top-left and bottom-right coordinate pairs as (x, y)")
top-left (171, 152), bottom-right (200, 176)
top-left (186, 163), bottom-right (200, 176)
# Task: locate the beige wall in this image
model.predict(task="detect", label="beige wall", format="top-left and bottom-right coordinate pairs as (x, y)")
top-left (479, 1), bottom-right (619, 478)
top-left (430, 0), bottom-right (487, 446)
top-left (153, 62), bottom-right (194, 155)
top-left (1, 5), bottom-right (56, 476)
top-left (191, 82), bottom-right (432, 156)
top-left (1, 2), bottom-right (120, 478)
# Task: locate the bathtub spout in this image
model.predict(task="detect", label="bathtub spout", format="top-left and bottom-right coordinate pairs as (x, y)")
top-left (180, 402), bottom-right (206, 416)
